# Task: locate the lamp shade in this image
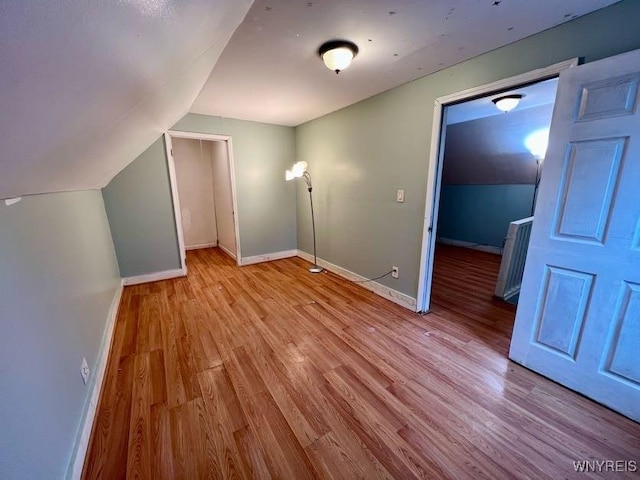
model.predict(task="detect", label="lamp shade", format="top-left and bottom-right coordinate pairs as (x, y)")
top-left (322, 47), bottom-right (354, 71)
top-left (292, 161), bottom-right (307, 177)
top-left (285, 161), bottom-right (308, 181)
top-left (525, 128), bottom-right (550, 160)
top-left (492, 94), bottom-right (523, 113)
top-left (318, 40), bottom-right (358, 74)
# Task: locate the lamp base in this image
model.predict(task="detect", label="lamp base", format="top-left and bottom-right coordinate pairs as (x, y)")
top-left (309, 265), bottom-right (324, 273)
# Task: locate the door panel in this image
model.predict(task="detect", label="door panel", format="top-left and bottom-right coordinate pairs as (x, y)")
top-left (533, 266), bottom-right (593, 359)
top-left (577, 73), bottom-right (639, 121)
top-left (604, 281), bottom-right (640, 384)
top-left (553, 138), bottom-right (625, 243)
top-left (510, 48), bottom-right (640, 422)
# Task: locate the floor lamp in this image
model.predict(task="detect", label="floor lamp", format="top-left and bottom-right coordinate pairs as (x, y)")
top-left (286, 161), bottom-right (323, 273)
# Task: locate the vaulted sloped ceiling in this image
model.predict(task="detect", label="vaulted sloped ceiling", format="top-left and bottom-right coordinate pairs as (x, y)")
top-left (442, 78), bottom-right (558, 185)
top-left (443, 103), bottom-right (555, 185)
top-left (0, 0), bottom-right (252, 199)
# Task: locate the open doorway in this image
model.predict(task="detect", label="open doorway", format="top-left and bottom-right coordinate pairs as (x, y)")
top-left (416, 59), bottom-right (578, 315)
top-left (429, 82), bottom-right (556, 343)
top-left (434, 77), bottom-right (558, 307)
top-left (164, 131), bottom-right (241, 270)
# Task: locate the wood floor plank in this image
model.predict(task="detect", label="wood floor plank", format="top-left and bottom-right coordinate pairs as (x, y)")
top-left (127, 352), bottom-right (153, 479)
top-left (243, 391), bottom-right (320, 480)
top-left (246, 336), bottom-right (328, 448)
top-left (83, 245), bottom-right (640, 479)
top-left (198, 367), bottom-right (249, 480)
top-left (324, 366), bottom-right (407, 433)
top-left (309, 392), bottom-right (396, 480)
top-left (160, 339), bottom-right (188, 408)
top-left (83, 354), bottom-right (134, 480)
top-left (321, 381), bottom-right (441, 480)
top-left (234, 425), bottom-right (273, 480)
top-left (150, 404), bottom-right (174, 480)
top-left (306, 431), bottom-right (376, 480)
top-left (200, 365), bottom-right (247, 432)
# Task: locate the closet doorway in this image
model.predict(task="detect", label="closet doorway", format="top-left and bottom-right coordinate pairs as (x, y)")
top-left (164, 131), bottom-right (241, 268)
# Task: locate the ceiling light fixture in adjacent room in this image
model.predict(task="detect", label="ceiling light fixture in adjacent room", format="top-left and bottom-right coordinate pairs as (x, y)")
top-left (492, 94), bottom-right (523, 112)
top-left (319, 40), bottom-right (359, 74)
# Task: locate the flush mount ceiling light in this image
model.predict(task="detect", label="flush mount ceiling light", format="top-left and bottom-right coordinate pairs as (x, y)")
top-left (318, 40), bottom-right (359, 74)
top-left (492, 94), bottom-right (523, 113)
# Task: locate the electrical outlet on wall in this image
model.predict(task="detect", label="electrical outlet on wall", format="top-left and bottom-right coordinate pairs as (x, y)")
top-left (392, 266), bottom-right (399, 279)
top-left (80, 357), bottom-right (90, 385)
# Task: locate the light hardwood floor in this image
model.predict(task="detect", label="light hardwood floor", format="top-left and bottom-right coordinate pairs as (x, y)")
top-left (83, 245), bottom-right (640, 479)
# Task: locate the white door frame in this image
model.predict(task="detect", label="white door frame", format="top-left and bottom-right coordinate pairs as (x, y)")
top-left (415, 58), bottom-right (579, 313)
top-left (164, 130), bottom-right (242, 268)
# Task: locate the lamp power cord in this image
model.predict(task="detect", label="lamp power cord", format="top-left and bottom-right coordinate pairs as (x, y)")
top-left (350, 270), bottom-right (395, 283)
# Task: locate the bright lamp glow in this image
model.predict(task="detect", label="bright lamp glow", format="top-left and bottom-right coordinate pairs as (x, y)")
top-left (292, 161), bottom-right (307, 177)
top-left (492, 94), bottom-right (523, 113)
top-left (318, 40), bottom-right (359, 74)
top-left (525, 128), bottom-right (550, 159)
top-left (286, 161), bottom-right (308, 181)
top-left (323, 48), bottom-right (354, 72)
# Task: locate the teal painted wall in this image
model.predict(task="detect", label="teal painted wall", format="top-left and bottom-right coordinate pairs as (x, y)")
top-left (172, 114), bottom-right (297, 257)
top-left (0, 191), bottom-right (120, 479)
top-left (102, 137), bottom-right (182, 277)
top-left (437, 185), bottom-right (535, 248)
top-left (295, 0), bottom-right (640, 299)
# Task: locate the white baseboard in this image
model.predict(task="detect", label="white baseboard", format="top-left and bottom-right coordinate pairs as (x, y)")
top-left (67, 280), bottom-right (124, 479)
top-left (438, 237), bottom-right (503, 255)
top-left (240, 249), bottom-right (297, 266)
top-left (185, 243), bottom-right (217, 251)
top-left (296, 250), bottom-right (417, 311)
top-left (218, 244), bottom-right (237, 260)
top-left (122, 267), bottom-right (186, 286)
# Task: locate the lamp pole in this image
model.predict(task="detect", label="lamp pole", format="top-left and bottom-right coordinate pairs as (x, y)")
top-left (301, 172), bottom-right (323, 273)
top-left (531, 157), bottom-right (542, 216)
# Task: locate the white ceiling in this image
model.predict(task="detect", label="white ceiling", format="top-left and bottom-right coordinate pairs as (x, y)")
top-left (0, 0), bottom-right (251, 199)
top-left (191, 0), bottom-right (620, 127)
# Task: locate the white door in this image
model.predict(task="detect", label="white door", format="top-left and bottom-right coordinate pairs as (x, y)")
top-left (510, 49), bottom-right (640, 422)
top-left (172, 138), bottom-right (218, 249)
top-left (210, 140), bottom-right (237, 259)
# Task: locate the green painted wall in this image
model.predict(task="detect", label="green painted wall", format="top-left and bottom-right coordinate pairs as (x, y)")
top-left (0, 190), bottom-right (120, 479)
top-left (172, 114), bottom-right (297, 257)
top-left (295, 0), bottom-right (640, 299)
top-left (102, 137), bottom-right (182, 277)
top-left (103, 116), bottom-right (296, 276)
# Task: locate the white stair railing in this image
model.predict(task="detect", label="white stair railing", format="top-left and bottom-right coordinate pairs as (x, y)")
top-left (495, 216), bottom-right (534, 301)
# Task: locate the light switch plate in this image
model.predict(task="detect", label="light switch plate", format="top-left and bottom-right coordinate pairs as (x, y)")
top-left (396, 189), bottom-right (405, 203)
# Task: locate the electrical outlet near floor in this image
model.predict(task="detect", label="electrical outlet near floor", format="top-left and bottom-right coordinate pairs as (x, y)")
top-left (80, 357), bottom-right (90, 385)
top-left (392, 266), bottom-right (399, 279)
